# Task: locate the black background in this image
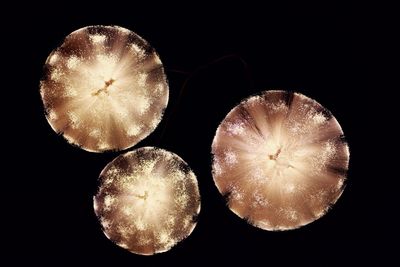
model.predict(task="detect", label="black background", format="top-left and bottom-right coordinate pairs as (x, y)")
top-left (11, 2), bottom-right (380, 266)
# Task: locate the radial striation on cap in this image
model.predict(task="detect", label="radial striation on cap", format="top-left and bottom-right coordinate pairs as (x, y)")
top-left (94, 147), bottom-right (201, 255)
top-left (40, 25), bottom-right (169, 152)
top-left (212, 90), bottom-right (349, 231)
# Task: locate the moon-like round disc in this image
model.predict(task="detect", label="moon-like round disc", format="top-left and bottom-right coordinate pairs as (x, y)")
top-left (211, 90), bottom-right (349, 231)
top-left (93, 147), bottom-right (201, 255)
top-left (40, 25), bottom-right (168, 152)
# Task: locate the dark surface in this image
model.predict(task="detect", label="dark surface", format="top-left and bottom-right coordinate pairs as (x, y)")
top-left (11, 3), bottom-right (377, 266)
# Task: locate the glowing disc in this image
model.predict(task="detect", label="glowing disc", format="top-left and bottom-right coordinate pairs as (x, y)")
top-left (40, 25), bottom-right (168, 152)
top-left (94, 147), bottom-right (200, 255)
top-left (212, 90), bottom-right (349, 230)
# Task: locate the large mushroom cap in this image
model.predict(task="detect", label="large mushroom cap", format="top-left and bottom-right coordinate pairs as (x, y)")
top-left (212, 90), bottom-right (349, 230)
top-left (40, 25), bottom-right (169, 152)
